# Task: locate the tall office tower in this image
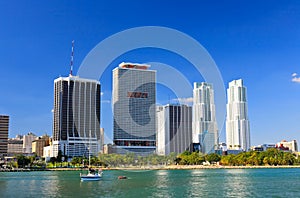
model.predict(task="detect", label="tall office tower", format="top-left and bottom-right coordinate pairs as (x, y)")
top-left (0, 115), bottom-right (9, 157)
top-left (157, 104), bottom-right (193, 156)
top-left (113, 62), bottom-right (156, 155)
top-left (226, 79), bottom-right (250, 151)
top-left (193, 82), bottom-right (218, 154)
top-left (52, 75), bottom-right (101, 158)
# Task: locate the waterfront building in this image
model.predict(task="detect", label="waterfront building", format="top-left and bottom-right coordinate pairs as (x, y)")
top-left (192, 82), bottom-right (218, 154)
top-left (276, 140), bottom-right (298, 152)
top-left (251, 144), bottom-right (276, 152)
top-left (156, 104), bottom-right (193, 155)
top-left (226, 79), bottom-right (250, 151)
top-left (0, 115), bottom-right (9, 157)
top-left (113, 62), bottom-right (156, 155)
top-left (32, 135), bottom-right (50, 157)
top-left (52, 75), bottom-right (101, 158)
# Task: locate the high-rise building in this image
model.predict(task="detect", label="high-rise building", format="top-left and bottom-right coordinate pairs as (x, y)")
top-left (52, 75), bottom-right (101, 158)
top-left (157, 104), bottom-right (193, 156)
top-left (193, 82), bottom-right (219, 154)
top-left (192, 82), bottom-right (218, 154)
top-left (0, 115), bottom-right (9, 157)
top-left (113, 62), bottom-right (156, 155)
top-left (99, 128), bottom-right (104, 153)
top-left (226, 79), bottom-right (250, 151)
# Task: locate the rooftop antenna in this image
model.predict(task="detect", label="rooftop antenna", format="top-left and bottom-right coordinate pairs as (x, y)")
top-left (69, 40), bottom-right (74, 76)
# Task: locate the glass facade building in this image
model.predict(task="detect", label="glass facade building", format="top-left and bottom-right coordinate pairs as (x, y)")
top-left (113, 62), bottom-right (156, 155)
top-left (53, 76), bottom-right (101, 158)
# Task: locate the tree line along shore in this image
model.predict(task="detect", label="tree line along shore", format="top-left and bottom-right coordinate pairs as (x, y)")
top-left (2, 148), bottom-right (299, 171)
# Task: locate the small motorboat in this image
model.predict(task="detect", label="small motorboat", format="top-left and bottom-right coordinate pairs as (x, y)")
top-left (118, 176), bottom-right (127, 180)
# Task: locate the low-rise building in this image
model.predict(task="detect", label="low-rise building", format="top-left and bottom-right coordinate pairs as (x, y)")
top-left (32, 135), bottom-right (50, 157)
top-left (103, 144), bottom-right (114, 154)
top-left (276, 140), bottom-right (298, 152)
top-left (7, 139), bottom-right (23, 155)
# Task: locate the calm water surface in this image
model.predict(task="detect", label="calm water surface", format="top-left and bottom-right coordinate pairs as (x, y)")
top-left (0, 168), bottom-right (299, 197)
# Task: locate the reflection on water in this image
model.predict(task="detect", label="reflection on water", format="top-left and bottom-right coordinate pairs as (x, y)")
top-left (152, 170), bottom-right (172, 198)
top-left (0, 169), bottom-right (299, 197)
top-left (223, 169), bottom-right (253, 197)
top-left (0, 172), bottom-right (60, 197)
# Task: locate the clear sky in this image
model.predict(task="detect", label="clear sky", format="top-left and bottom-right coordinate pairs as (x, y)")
top-left (1, 0), bottom-right (300, 146)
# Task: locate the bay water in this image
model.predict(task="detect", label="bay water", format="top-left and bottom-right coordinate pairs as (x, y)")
top-left (0, 168), bottom-right (299, 197)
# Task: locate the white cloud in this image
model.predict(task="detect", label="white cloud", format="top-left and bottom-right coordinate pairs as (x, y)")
top-left (292, 73), bottom-right (298, 77)
top-left (101, 92), bottom-right (104, 96)
top-left (292, 77), bottom-right (300, 83)
top-left (172, 97), bottom-right (193, 104)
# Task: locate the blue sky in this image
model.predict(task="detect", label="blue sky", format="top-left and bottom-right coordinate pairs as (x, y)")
top-left (0, 0), bottom-right (300, 146)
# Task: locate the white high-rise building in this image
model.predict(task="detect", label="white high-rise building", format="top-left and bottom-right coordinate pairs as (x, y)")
top-left (226, 79), bottom-right (250, 151)
top-left (113, 62), bottom-right (156, 156)
top-left (52, 75), bottom-right (101, 158)
top-left (156, 104), bottom-right (193, 156)
top-left (192, 82), bottom-right (218, 154)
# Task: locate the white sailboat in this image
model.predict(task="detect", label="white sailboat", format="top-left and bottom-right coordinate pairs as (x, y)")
top-left (80, 130), bottom-right (103, 181)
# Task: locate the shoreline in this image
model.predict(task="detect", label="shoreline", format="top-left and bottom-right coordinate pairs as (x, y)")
top-left (103, 165), bottom-right (300, 170)
top-left (2, 165), bottom-right (300, 172)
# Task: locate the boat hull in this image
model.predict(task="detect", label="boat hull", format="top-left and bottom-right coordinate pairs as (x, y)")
top-left (80, 176), bottom-right (101, 181)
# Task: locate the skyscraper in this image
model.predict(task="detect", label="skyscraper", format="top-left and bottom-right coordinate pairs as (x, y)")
top-left (157, 104), bottom-right (193, 156)
top-left (193, 82), bottom-right (218, 154)
top-left (52, 75), bottom-right (101, 158)
top-left (113, 62), bottom-right (156, 155)
top-left (226, 79), bottom-right (250, 151)
top-left (0, 115), bottom-right (9, 157)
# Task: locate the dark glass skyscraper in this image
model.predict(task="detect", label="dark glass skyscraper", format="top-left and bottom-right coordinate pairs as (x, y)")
top-left (53, 76), bottom-right (101, 157)
top-left (0, 115), bottom-right (9, 157)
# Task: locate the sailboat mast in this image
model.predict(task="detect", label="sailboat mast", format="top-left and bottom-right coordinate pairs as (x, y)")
top-left (89, 130), bottom-right (91, 167)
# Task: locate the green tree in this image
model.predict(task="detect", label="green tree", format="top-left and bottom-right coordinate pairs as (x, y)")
top-left (220, 154), bottom-right (236, 166)
top-left (167, 152), bottom-right (177, 165)
top-left (283, 152), bottom-right (295, 165)
top-left (16, 155), bottom-right (30, 168)
top-left (57, 150), bottom-right (63, 163)
top-left (205, 153), bottom-right (221, 163)
top-left (124, 153), bottom-right (135, 166)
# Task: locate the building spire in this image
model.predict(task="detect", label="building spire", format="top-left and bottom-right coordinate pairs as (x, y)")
top-left (69, 40), bottom-right (74, 76)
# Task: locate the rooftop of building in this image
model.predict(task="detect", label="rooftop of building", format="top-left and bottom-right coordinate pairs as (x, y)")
top-left (119, 62), bottom-right (151, 70)
top-left (54, 75), bottom-right (100, 84)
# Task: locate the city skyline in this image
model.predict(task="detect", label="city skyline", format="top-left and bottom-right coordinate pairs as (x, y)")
top-left (1, 1), bottom-right (300, 147)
